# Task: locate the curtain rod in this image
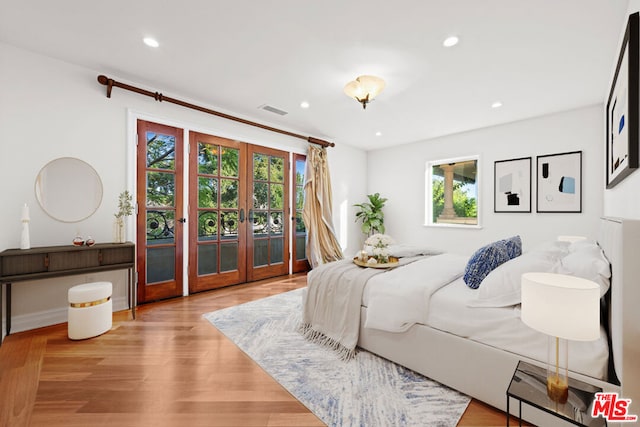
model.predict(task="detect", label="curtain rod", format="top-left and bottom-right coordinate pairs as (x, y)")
top-left (96, 75), bottom-right (335, 148)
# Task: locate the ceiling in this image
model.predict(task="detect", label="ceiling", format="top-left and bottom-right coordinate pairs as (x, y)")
top-left (0, 1), bottom-right (630, 150)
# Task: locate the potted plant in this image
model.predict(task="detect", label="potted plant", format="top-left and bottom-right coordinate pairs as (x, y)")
top-left (114, 190), bottom-right (134, 243)
top-left (354, 192), bottom-right (387, 236)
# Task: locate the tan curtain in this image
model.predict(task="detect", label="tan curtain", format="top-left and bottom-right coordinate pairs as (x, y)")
top-left (302, 145), bottom-right (343, 268)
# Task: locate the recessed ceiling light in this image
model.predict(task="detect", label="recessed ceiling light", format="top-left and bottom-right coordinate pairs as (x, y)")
top-left (443, 36), bottom-right (459, 47)
top-left (300, 101), bottom-right (310, 109)
top-left (491, 101), bottom-right (503, 109)
top-left (143, 37), bottom-right (159, 48)
top-left (375, 131), bottom-right (382, 137)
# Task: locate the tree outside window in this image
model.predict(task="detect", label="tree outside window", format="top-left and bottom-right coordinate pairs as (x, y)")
top-left (426, 156), bottom-right (480, 227)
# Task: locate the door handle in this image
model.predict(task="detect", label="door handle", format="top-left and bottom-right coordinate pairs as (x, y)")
top-left (239, 208), bottom-right (245, 223)
top-left (177, 217), bottom-right (186, 224)
top-left (248, 209), bottom-right (254, 222)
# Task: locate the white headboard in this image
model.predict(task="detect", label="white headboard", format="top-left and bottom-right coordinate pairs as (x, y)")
top-left (598, 217), bottom-right (640, 407)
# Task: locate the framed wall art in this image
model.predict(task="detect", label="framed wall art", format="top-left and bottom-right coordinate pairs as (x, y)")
top-left (425, 155), bottom-right (480, 227)
top-left (536, 151), bottom-right (582, 213)
top-left (606, 12), bottom-right (639, 189)
top-left (494, 157), bottom-right (531, 213)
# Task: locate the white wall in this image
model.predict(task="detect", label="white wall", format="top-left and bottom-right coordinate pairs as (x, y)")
top-left (367, 106), bottom-right (604, 255)
top-left (0, 42), bottom-right (367, 337)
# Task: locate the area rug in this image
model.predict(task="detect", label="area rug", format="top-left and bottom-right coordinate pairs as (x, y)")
top-left (203, 288), bottom-right (470, 427)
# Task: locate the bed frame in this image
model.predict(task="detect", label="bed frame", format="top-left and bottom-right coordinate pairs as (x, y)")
top-left (356, 217), bottom-right (640, 426)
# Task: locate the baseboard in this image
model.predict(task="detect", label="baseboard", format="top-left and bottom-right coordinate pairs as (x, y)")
top-left (9, 296), bottom-right (129, 334)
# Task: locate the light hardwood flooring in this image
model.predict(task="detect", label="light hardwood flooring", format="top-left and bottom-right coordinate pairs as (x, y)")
top-left (0, 273), bottom-right (524, 426)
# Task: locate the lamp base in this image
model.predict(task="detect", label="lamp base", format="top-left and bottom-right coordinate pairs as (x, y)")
top-left (547, 375), bottom-right (568, 403)
top-left (545, 336), bottom-right (569, 403)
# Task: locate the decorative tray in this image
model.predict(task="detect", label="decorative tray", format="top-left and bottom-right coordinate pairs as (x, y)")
top-left (353, 256), bottom-right (399, 269)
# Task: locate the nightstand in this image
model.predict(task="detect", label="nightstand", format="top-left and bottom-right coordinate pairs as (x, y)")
top-left (506, 361), bottom-right (606, 427)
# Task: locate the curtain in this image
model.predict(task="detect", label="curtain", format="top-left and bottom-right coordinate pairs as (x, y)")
top-left (302, 145), bottom-right (343, 268)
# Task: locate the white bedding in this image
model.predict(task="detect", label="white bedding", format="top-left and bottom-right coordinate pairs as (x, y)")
top-left (417, 276), bottom-right (609, 379)
top-left (362, 253), bottom-right (467, 332)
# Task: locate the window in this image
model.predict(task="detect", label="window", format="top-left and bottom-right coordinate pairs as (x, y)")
top-left (426, 155), bottom-right (480, 227)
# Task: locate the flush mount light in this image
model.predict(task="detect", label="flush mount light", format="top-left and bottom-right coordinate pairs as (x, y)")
top-left (375, 131), bottom-right (382, 137)
top-left (300, 101), bottom-right (310, 109)
top-left (443, 36), bottom-right (459, 47)
top-left (491, 101), bottom-right (503, 109)
top-left (343, 75), bottom-right (385, 109)
top-left (143, 37), bottom-right (159, 48)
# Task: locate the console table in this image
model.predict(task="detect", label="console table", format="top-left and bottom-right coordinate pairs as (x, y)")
top-left (0, 243), bottom-right (135, 344)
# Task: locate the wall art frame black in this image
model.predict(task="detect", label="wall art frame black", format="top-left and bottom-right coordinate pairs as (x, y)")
top-left (536, 151), bottom-right (582, 213)
top-left (494, 157), bottom-right (531, 213)
top-left (606, 12), bottom-right (639, 189)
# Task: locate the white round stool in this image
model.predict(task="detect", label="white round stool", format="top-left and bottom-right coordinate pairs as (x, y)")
top-left (68, 281), bottom-right (112, 340)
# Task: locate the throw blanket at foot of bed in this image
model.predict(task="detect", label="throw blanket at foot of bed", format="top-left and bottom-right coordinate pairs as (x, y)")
top-left (300, 254), bottom-right (467, 359)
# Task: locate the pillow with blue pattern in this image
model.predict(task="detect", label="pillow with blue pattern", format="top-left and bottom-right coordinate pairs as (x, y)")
top-left (463, 236), bottom-right (522, 289)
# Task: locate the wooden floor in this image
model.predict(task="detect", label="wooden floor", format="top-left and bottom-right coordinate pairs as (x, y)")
top-left (0, 273), bottom-right (523, 427)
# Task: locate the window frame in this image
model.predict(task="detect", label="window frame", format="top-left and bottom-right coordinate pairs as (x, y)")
top-left (425, 155), bottom-right (482, 229)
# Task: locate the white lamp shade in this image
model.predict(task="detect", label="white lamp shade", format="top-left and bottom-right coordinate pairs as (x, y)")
top-left (521, 272), bottom-right (600, 341)
top-left (344, 75), bottom-right (385, 101)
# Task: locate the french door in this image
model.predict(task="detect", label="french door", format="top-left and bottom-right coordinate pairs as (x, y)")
top-left (136, 121), bottom-right (184, 303)
top-left (187, 132), bottom-right (292, 291)
top-left (188, 133), bottom-right (247, 292)
top-left (246, 144), bottom-right (290, 281)
top-left (292, 153), bottom-right (310, 273)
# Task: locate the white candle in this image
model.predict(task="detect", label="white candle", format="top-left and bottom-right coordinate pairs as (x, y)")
top-left (21, 203), bottom-right (30, 221)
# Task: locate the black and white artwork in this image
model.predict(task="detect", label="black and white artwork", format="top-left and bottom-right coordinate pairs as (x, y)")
top-left (536, 151), bottom-right (582, 213)
top-left (494, 157), bottom-right (531, 213)
top-left (606, 12), bottom-right (639, 189)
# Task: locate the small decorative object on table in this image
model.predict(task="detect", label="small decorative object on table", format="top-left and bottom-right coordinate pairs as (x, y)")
top-left (85, 236), bottom-right (96, 247)
top-left (114, 190), bottom-right (133, 243)
top-left (72, 235), bottom-right (85, 246)
top-left (353, 234), bottom-right (399, 268)
top-left (20, 203), bottom-right (31, 250)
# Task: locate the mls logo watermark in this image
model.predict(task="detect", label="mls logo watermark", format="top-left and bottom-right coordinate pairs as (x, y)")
top-left (591, 392), bottom-right (638, 422)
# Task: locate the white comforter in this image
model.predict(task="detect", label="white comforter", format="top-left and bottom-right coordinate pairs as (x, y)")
top-left (364, 253), bottom-right (468, 332)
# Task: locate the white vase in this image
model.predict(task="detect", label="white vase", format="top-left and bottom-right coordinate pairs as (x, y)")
top-left (114, 217), bottom-right (126, 243)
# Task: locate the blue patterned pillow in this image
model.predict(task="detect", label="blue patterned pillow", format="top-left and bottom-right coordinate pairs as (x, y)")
top-left (464, 236), bottom-right (522, 289)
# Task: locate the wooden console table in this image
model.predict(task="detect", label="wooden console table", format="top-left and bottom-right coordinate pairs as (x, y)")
top-left (0, 242), bottom-right (135, 344)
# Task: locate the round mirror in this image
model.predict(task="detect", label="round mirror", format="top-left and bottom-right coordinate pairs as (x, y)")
top-left (35, 157), bottom-right (103, 222)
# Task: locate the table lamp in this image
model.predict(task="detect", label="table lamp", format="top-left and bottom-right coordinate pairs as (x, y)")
top-left (521, 272), bottom-right (600, 404)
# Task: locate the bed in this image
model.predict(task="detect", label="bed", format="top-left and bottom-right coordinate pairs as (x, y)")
top-left (302, 217), bottom-right (640, 426)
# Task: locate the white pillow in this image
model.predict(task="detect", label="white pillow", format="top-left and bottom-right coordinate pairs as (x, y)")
top-left (468, 251), bottom-right (557, 308)
top-left (468, 240), bottom-right (611, 308)
top-left (555, 242), bottom-right (611, 296)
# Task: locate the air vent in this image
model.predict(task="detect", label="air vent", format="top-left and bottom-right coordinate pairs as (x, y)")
top-left (258, 104), bottom-right (288, 116)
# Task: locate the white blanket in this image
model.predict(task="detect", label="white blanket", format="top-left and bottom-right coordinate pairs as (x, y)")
top-left (300, 256), bottom-right (423, 359)
top-left (364, 253), bottom-right (468, 332)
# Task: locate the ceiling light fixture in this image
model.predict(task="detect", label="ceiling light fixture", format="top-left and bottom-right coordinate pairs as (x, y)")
top-left (375, 131), bottom-right (382, 136)
top-left (491, 101), bottom-right (503, 108)
top-left (343, 75), bottom-right (385, 109)
top-left (443, 36), bottom-right (459, 47)
top-left (300, 101), bottom-right (310, 109)
top-left (143, 37), bottom-right (159, 48)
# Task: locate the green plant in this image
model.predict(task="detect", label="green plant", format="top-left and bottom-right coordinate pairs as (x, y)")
top-left (354, 193), bottom-right (387, 236)
top-left (115, 191), bottom-right (134, 218)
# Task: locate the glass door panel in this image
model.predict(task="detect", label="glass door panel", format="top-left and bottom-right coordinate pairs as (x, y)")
top-left (188, 133), bottom-right (246, 292)
top-left (136, 120), bottom-right (184, 304)
top-left (292, 154), bottom-right (310, 273)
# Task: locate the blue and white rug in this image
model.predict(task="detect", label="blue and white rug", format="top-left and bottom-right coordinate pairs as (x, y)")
top-left (203, 288), bottom-right (470, 427)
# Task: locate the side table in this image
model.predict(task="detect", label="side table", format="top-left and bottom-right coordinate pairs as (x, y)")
top-left (506, 361), bottom-right (606, 427)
